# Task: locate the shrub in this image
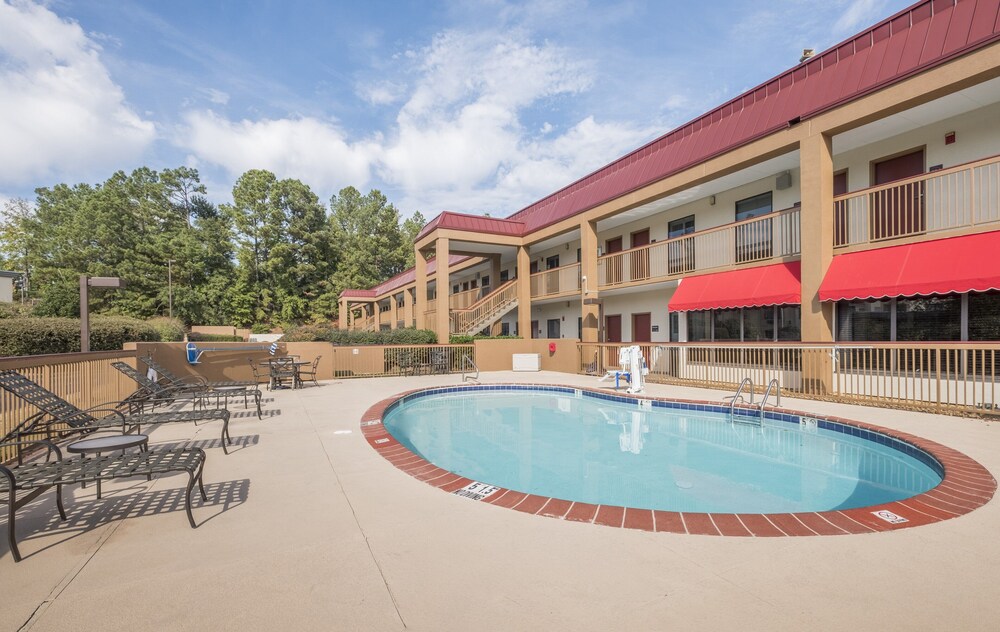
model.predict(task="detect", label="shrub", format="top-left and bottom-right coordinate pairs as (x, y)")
top-left (448, 334), bottom-right (521, 344)
top-left (147, 317), bottom-right (186, 342)
top-left (251, 323), bottom-right (272, 334)
top-left (282, 323), bottom-right (437, 345)
top-left (187, 332), bottom-right (242, 342)
top-left (0, 303), bottom-right (33, 319)
top-left (0, 315), bottom-right (158, 357)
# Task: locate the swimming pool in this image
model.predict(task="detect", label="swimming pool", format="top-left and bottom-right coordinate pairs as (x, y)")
top-left (363, 385), bottom-right (994, 535)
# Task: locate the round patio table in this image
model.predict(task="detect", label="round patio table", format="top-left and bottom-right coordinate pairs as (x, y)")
top-left (67, 434), bottom-right (149, 499)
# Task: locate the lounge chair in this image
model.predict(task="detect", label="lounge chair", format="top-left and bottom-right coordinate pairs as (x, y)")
top-left (142, 355), bottom-right (256, 390)
top-left (1, 438), bottom-right (207, 563)
top-left (113, 361), bottom-right (262, 420)
top-left (0, 370), bottom-right (233, 454)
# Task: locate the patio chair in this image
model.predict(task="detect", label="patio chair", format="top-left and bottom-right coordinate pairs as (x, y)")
top-left (298, 356), bottom-right (321, 387)
top-left (115, 361), bottom-right (262, 420)
top-left (1, 438), bottom-right (207, 563)
top-left (430, 349), bottom-right (451, 374)
top-left (268, 357), bottom-right (299, 390)
top-left (0, 370), bottom-right (233, 455)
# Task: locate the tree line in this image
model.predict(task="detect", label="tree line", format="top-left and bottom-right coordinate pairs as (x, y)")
top-left (0, 167), bottom-right (425, 328)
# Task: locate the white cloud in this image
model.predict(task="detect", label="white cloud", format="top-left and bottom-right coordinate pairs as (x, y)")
top-left (835, 0), bottom-right (888, 35)
top-left (180, 110), bottom-right (378, 193)
top-left (356, 80), bottom-right (405, 106)
top-left (204, 88), bottom-right (230, 105)
top-left (0, 1), bottom-right (155, 186)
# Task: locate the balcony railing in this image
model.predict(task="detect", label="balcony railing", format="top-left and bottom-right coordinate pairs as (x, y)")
top-left (449, 287), bottom-right (482, 309)
top-left (597, 206), bottom-right (801, 289)
top-left (834, 154), bottom-right (1000, 249)
top-left (530, 263), bottom-right (581, 298)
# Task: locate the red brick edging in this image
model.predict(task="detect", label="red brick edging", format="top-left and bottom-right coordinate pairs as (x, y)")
top-left (361, 384), bottom-right (996, 536)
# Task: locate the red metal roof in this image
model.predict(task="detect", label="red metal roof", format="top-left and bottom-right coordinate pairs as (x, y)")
top-left (668, 262), bottom-right (801, 311)
top-left (341, 254), bottom-right (471, 299)
top-left (818, 231), bottom-right (1000, 301)
top-left (492, 0), bottom-right (1000, 236)
top-left (339, 289), bottom-right (376, 299)
top-left (416, 211), bottom-right (524, 241)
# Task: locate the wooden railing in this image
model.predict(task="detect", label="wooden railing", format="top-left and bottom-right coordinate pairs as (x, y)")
top-left (449, 287), bottom-right (482, 309)
top-left (597, 206), bottom-right (800, 289)
top-left (579, 342), bottom-right (1000, 416)
top-left (530, 263), bottom-right (581, 298)
top-left (451, 280), bottom-right (519, 335)
top-left (361, 314), bottom-right (376, 331)
top-left (1, 350), bottom-right (138, 462)
top-left (328, 344), bottom-right (475, 378)
top-left (834, 154), bottom-right (1000, 248)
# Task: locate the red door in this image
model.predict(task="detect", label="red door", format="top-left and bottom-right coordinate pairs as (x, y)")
top-left (530, 320), bottom-right (539, 339)
top-left (605, 315), bottom-right (622, 342)
top-left (631, 313), bottom-right (651, 343)
top-left (872, 150), bottom-right (924, 241)
top-left (605, 237), bottom-right (624, 285)
top-left (630, 229), bottom-right (650, 282)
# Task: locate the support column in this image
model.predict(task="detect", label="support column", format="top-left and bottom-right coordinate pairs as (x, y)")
top-left (800, 132), bottom-right (835, 394)
top-left (580, 219), bottom-right (600, 343)
top-left (516, 245), bottom-right (531, 339)
top-left (403, 287), bottom-right (414, 328)
top-left (435, 237), bottom-right (451, 343)
top-left (415, 249), bottom-right (428, 330)
top-left (799, 132), bottom-right (834, 342)
top-left (390, 293), bottom-right (399, 329)
top-left (338, 297), bottom-right (348, 329)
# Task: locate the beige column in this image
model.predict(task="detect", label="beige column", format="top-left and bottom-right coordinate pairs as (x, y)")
top-left (580, 219), bottom-right (600, 342)
top-left (403, 287), bottom-right (414, 328)
top-left (799, 132), bottom-right (835, 342)
top-left (435, 238), bottom-right (451, 343)
top-left (338, 297), bottom-right (348, 329)
top-left (389, 293), bottom-right (399, 329)
top-left (800, 132), bottom-right (835, 395)
top-left (516, 245), bottom-right (532, 338)
top-left (415, 249), bottom-right (428, 329)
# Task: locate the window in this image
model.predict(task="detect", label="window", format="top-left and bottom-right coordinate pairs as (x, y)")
top-left (777, 306), bottom-right (801, 341)
top-left (969, 292), bottom-right (1000, 340)
top-left (471, 279), bottom-right (478, 289)
top-left (669, 312), bottom-right (680, 342)
top-left (546, 255), bottom-right (560, 270)
top-left (713, 309), bottom-right (741, 341)
top-left (896, 295), bottom-right (960, 341)
top-left (742, 307), bottom-right (775, 341)
top-left (836, 300), bottom-right (891, 341)
top-left (452, 284), bottom-right (459, 294)
top-left (668, 215), bottom-right (695, 237)
top-left (500, 269), bottom-right (509, 282)
top-left (687, 311), bottom-right (711, 342)
top-left (462, 281), bottom-right (469, 291)
top-left (481, 275), bottom-right (490, 287)
top-left (735, 192), bottom-right (773, 263)
top-left (667, 214), bottom-right (696, 275)
top-left (577, 248), bottom-right (581, 263)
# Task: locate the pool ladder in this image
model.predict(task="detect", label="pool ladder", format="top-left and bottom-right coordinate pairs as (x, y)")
top-left (759, 379), bottom-right (781, 420)
top-left (726, 378), bottom-right (755, 424)
top-left (461, 354), bottom-right (480, 382)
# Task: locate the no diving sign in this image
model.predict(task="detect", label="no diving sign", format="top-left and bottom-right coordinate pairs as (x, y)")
top-left (872, 510), bottom-right (908, 524)
top-left (453, 481), bottom-right (500, 501)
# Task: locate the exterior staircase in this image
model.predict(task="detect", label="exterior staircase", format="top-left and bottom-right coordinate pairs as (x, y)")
top-left (451, 280), bottom-right (519, 336)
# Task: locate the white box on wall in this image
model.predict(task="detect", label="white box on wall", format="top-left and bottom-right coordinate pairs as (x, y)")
top-left (512, 353), bottom-right (541, 372)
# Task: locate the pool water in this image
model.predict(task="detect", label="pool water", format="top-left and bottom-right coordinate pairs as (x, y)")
top-left (382, 388), bottom-right (943, 513)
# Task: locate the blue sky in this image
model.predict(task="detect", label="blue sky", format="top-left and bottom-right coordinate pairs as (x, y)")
top-left (0, 0), bottom-right (914, 219)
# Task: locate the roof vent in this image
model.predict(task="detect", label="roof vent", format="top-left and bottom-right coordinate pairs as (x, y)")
top-left (799, 49), bottom-right (815, 63)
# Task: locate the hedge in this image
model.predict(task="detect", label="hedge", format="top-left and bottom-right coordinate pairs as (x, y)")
top-left (147, 317), bottom-right (186, 342)
top-left (0, 316), bottom-right (160, 357)
top-left (187, 332), bottom-right (242, 342)
top-left (448, 334), bottom-right (522, 344)
top-left (282, 323), bottom-right (438, 345)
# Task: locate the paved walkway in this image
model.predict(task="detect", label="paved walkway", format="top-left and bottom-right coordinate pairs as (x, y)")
top-left (2, 371), bottom-right (998, 631)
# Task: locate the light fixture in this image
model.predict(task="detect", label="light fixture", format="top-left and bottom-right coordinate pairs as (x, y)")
top-left (709, 195), bottom-right (716, 205)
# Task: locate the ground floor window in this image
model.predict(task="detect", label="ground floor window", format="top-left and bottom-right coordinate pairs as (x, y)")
top-left (685, 305), bottom-right (800, 342)
top-left (836, 292), bottom-right (997, 342)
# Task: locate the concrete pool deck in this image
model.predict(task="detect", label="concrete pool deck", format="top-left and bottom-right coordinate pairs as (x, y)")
top-left (2, 371), bottom-right (998, 631)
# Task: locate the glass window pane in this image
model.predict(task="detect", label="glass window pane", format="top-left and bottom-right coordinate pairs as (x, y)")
top-left (777, 306), bottom-right (801, 341)
top-left (713, 309), bottom-right (741, 341)
top-left (743, 307), bottom-right (775, 341)
top-left (669, 312), bottom-right (680, 342)
top-left (896, 295), bottom-right (960, 341)
top-left (735, 192), bottom-right (773, 221)
top-left (969, 291), bottom-right (1000, 341)
top-left (668, 215), bottom-right (695, 238)
top-left (836, 300), bottom-right (891, 341)
top-left (687, 311), bottom-right (711, 342)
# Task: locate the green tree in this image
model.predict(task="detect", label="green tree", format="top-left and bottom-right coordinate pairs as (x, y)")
top-left (0, 198), bottom-right (35, 300)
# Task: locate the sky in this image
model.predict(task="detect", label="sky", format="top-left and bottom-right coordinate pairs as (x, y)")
top-left (0, 0), bottom-right (915, 220)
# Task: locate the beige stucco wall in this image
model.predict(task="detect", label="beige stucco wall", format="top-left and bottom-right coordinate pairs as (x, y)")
top-left (0, 277), bottom-right (14, 303)
top-left (127, 341), bottom-right (333, 383)
top-left (472, 338), bottom-right (579, 374)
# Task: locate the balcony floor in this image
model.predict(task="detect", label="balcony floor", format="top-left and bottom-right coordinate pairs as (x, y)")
top-left (2, 372), bottom-right (998, 631)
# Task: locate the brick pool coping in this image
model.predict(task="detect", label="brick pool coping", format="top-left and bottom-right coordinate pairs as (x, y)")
top-left (360, 384), bottom-right (996, 536)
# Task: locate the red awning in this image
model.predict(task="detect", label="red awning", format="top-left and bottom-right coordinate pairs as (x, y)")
top-left (668, 262), bottom-right (801, 312)
top-left (818, 231), bottom-right (1000, 302)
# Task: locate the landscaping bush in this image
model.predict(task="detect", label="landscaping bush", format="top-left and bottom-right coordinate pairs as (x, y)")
top-left (0, 315), bottom-right (158, 357)
top-left (147, 317), bottom-right (186, 342)
top-left (448, 334), bottom-right (521, 344)
top-left (186, 332), bottom-right (242, 342)
top-left (0, 303), bottom-right (33, 319)
top-left (282, 323), bottom-right (437, 345)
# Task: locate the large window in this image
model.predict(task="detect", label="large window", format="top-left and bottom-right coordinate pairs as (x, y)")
top-left (969, 292), bottom-right (1000, 341)
top-left (685, 305), bottom-right (800, 342)
top-left (687, 311), bottom-right (711, 342)
top-left (743, 307), bottom-right (775, 341)
top-left (896, 295), bottom-right (960, 341)
top-left (836, 299), bottom-right (891, 341)
top-left (735, 192), bottom-right (773, 263)
top-left (713, 309), bottom-right (741, 341)
top-left (777, 306), bottom-right (801, 341)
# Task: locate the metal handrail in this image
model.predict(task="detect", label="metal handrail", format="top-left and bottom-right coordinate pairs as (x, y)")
top-left (760, 379), bottom-right (780, 419)
top-left (727, 377), bottom-right (753, 419)
top-left (461, 354), bottom-right (479, 382)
